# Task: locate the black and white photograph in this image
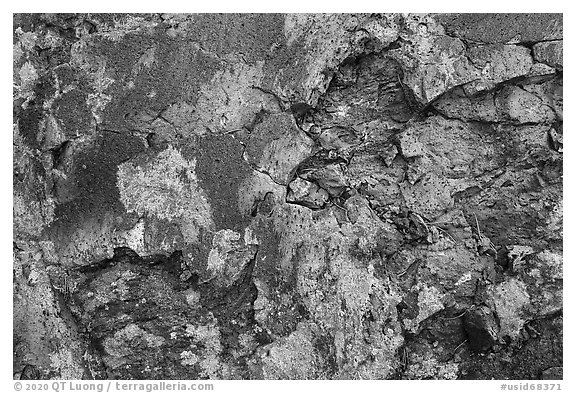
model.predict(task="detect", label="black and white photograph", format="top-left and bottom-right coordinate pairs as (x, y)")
top-left (11, 9), bottom-right (565, 388)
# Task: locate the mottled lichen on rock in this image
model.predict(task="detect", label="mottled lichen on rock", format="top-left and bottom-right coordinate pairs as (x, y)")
top-left (206, 228), bottom-right (258, 287)
top-left (260, 322), bottom-right (322, 379)
top-left (183, 320), bottom-right (225, 378)
top-left (117, 145), bottom-right (215, 244)
top-left (492, 278), bottom-right (531, 340)
top-left (404, 351), bottom-right (459, 380)
top-left (402, 283), bottom-right (445, 334)
top-left (103, 323), bottom-right (166, 358)
top-left (258, 200), bottom-right (405, 378)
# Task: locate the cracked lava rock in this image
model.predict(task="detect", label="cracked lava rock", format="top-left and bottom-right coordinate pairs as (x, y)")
top-left (13, 13), bottom-right (562, 380)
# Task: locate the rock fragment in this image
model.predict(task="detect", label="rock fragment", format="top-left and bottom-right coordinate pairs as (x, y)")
top-left (464, 44), bottom-right (533, 95)
top-left (464, 306), bottom-right (499, 352)
top-left (492, 278), bottom-right (531, 340)
top-left (206, 229), bottom-right (258, 287)
top-left (286, 177), bottom-right (330, 209)
top-left (533, 41), bottom-right (563, 71)
top-left (243, 113), bottom-right (315, 185)
top-left (435, 13), bottom-right (562, 44)
top-left (303, 163), bottom-right (348, 197)
top-left (496, 86), bottom-right (556, 124)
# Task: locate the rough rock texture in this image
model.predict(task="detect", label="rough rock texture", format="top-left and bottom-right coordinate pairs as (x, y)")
top-left (13, 13), bottom-right (562, 380)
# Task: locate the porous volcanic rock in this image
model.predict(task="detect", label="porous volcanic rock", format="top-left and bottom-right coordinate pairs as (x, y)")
top-left (13, 13), bottom-right (562, 380)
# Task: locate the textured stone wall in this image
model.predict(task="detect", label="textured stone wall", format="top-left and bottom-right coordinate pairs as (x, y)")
top-left (13, 13), bottom-right (562, 380)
